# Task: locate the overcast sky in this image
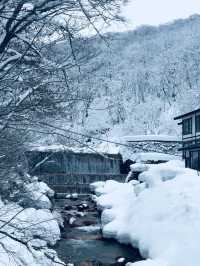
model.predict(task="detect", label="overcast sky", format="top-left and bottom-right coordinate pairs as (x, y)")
top-left (109, 0), bottom-right (200, 31)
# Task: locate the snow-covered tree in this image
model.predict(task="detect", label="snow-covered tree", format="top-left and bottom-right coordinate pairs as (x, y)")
top-left (0, 0), bottom-right (124, 191)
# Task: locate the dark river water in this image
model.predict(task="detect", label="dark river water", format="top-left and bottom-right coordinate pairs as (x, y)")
top-left (54, 195), bottom-right (143, 266)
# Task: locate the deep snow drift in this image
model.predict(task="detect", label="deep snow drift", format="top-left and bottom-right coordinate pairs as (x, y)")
top-left (92, 160), bottom-right (200, 266)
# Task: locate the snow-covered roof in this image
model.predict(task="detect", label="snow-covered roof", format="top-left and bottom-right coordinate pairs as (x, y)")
top-left (28, 144), bottom-right (94, 153)
top-left (27, 144), bottom-right (120, 155)
top-left (174, 107), bottom-right (200, 120)
top-left (121, 134), bottom-right (181, 142)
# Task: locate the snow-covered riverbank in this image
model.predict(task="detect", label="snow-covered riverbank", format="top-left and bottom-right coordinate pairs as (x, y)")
top-left (0, 178), bottom-right (63, 266)
top-left (91, 160), bottom-right (200, 266)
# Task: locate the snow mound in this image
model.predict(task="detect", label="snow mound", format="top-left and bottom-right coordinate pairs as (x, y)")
top-left (93, 160), bottom-right (200, 266)
top-left (93, 180), bottom-right (124, 197)
top-left (138, 160), bottom-right (186, 187)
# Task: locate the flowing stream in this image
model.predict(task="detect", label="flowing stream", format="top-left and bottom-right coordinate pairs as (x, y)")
top-left (54, 194), bottom-right (143, 266)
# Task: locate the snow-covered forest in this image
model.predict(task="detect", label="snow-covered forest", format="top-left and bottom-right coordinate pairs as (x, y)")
top-left (1, 0), bottom-right (200, 265)
top-left (51, 15), bottom-right (200, 143)
top-left (3, 12), bottom-right (200, 148)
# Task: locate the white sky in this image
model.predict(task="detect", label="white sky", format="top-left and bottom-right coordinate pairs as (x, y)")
top-left (109, 0), bottom-right (200, 32)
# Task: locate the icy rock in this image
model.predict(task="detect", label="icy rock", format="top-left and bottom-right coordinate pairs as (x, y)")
top-left (77, 211), bottom-right (85, 217)
top-left (117, 257), bottom-right (126, 263)
top-left (71, 193), bottom-right (78, 199)
top-left (69, 217), bottom-right (76, 225)
top-left (77, 202), bottom-right (88, 211)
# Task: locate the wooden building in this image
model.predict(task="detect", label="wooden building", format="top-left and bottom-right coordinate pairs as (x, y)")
top-left (174, 108), bottom-right (200, 170)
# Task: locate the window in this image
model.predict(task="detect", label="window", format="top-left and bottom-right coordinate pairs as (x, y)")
top-left (195, 115), bottom-right (200, 133)
top-left (182, 118), bottom-right (192, 135)
top-left (183, 141), bottom-right (194, 147)
top-left (191, 151), bottom-right (200, 171)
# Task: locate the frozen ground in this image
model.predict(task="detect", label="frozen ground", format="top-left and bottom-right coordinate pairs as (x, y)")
top-left (92, 160), bottom-right (200, 266)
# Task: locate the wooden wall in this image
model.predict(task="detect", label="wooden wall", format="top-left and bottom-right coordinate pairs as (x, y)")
top-left (26, 151), bottom-right (122, 175)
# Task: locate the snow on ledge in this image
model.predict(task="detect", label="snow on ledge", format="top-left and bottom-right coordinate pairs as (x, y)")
top-left (121, 135), bottom-right (181, 142)
top-left (132, 152), bottom-right (181, 163)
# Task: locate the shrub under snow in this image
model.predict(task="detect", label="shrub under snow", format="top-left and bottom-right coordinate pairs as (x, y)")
top-left (21, 177), bottom-right (54, 209)
top-left (92, 160), bottom-right (200, 266)
top-left (0, 179), bottom-right (63, 266)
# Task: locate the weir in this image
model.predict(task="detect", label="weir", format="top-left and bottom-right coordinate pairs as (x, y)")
top-left (26, 148), bottom-right (126, 193)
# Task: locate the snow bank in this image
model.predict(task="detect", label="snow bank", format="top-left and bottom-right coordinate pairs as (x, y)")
top-left (92, 160), bottom-right (200, 266)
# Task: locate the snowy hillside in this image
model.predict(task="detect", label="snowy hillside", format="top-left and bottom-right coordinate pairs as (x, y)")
top-left (55, 15), bottom-right (200, 141)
